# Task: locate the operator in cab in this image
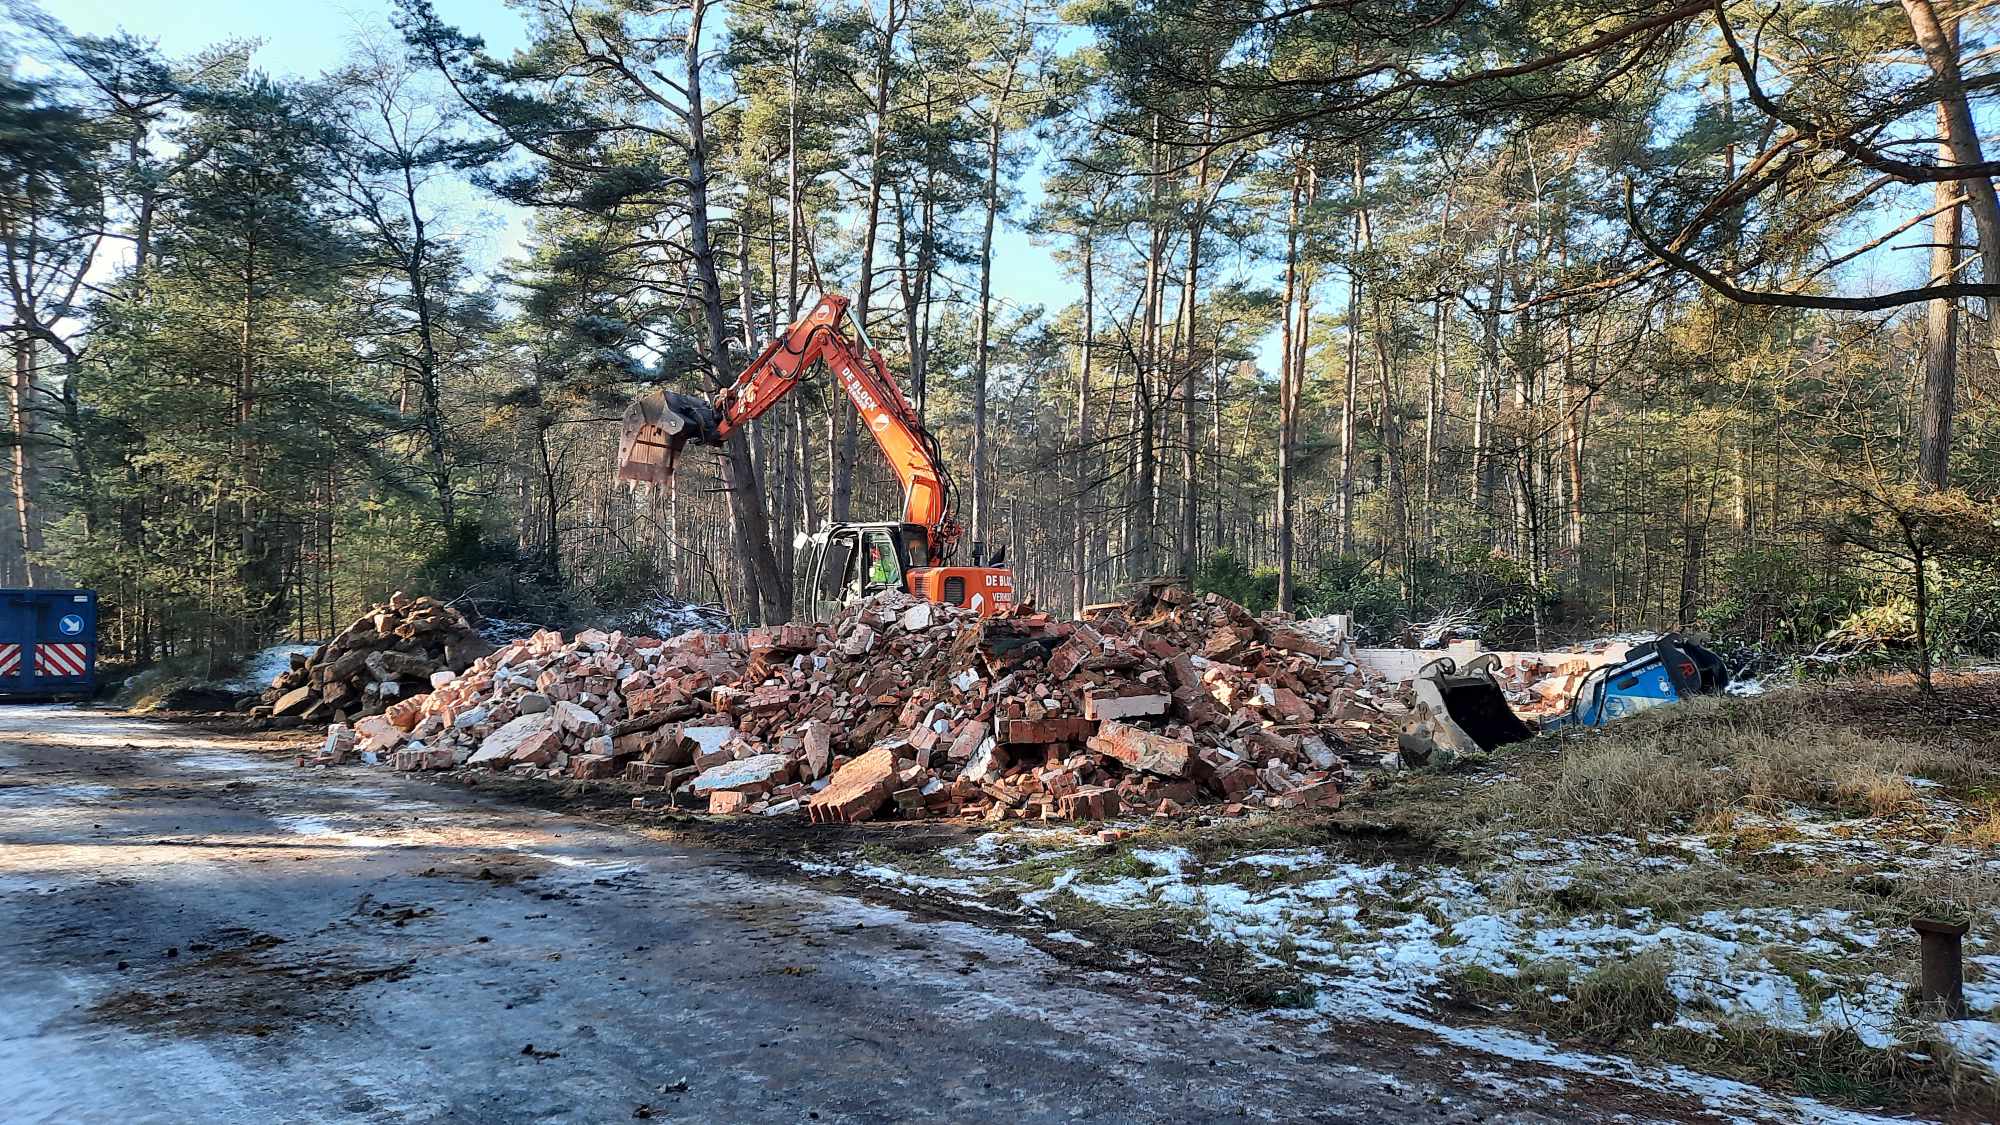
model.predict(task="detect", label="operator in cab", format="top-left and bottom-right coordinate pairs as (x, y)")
top-left (867, 543), bottom-right (897, 587)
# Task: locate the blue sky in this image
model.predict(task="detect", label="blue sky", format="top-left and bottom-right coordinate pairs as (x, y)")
top-left (40, 0), bottom-right (1080, 328)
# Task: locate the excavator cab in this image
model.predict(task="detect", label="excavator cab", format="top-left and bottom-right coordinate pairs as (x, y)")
top-left (804, 522), bottom-right (1013, 618)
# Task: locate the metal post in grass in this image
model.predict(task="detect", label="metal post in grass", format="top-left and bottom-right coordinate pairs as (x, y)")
top-left (1911, 917), bottom-right (1969, 1019)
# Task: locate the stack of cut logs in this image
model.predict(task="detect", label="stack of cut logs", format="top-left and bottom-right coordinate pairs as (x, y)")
top-left (258, 593), bottom-right (491, 726)
top-left (319, 584), bottom-right (1415, 823)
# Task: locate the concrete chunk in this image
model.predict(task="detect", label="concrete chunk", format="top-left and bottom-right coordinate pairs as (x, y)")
top-left (687, 753), bottom-right (794, 796)
top-left (469, 712), bottom-right (557, 766)
top-left (1083, 692), bottom-right (1169, 722)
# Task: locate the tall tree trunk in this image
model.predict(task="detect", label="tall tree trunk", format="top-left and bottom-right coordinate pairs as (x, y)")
top-left (1903, 0), bottom-right (2000, 367)
top-left (399, 163), bottom-right (454, 530)
top-left (9, 339), bottom-right (37, 585)
top-left (786, 40), bottom-right (803, 321)
top-left (1131, 116), bottom-right (1166, 579)
top-left (1175, 126), bottom-right (1212, 580)
top-left (1919, 114), bottom-right (1961, 492)
top-left (1473, 225), bottom-right (1517, 534)
top-left (1276, 165), bottom-right (1304, 612)
top-left (1073, 228), bottom-right (1094, 612)
top-left (686, 0), bottom-right (787, 623)
top-left (1424, 188), bottom-right (1454, 556)
top-left (970, 36), bottom-right (1024, 554)
top-left (1339, 152), bottom-right (1363, 558)
top-left (836, 0), bottom-right (899, 525)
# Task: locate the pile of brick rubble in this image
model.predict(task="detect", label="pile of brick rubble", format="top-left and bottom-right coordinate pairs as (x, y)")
top-left (311, 585), bottom-right (1418, 824)
top-left (257, 593), bottom-right (491, 725)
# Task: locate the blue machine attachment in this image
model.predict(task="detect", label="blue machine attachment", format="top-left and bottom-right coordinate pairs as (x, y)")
top-left (1400, 633), bottom-right (1727, 759)
top-left (1552, 634), bottom-right (1726, 730)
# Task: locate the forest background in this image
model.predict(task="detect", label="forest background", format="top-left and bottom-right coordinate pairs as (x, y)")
top-left (4, 0), bottom-right (1999, 675)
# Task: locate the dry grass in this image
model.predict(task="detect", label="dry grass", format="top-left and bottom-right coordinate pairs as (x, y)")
top-left (1449, 955), bottom-right (1998, 1115)
top-left (1831, 767), bottom-right (1921, 817)
top-left (1951, 802), bottom-right (2000, 849)
top-left (1451, 951), bottom-right (1678, 1045)
top-left (1480, 688), bottom-right (1991, 834)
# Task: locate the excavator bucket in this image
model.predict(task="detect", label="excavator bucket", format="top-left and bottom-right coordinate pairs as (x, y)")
top-left (616, 389), bottom-right (711, 486)
top-left (1398, 654), bottom-right (1536, 764)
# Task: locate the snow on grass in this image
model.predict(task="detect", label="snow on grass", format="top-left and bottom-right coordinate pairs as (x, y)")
top-left (1940, 1020), bottom-right (2000, 1074)
top-left (1123, 849), bottom-right (1954, 1052)
top-left (799, 822), bottom-right (2000, 1120)
top-left (815, 815), bottom-right (2000, 1096)
top-left (1357, 1011), bottom-right (1916, 1125)
top-left (937, 826), bottom-right (1102, 871)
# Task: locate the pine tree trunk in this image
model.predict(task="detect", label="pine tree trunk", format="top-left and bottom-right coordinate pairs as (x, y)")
top-left (1276, 165), bottom-right (1303, 612)
top-left (1919, 120), bottom-right (1961, 492)
top-left (9, 339), bottom-right (37, 586)
top-left (1339, 154), bottom-right (1363, 558)
top-left (1176, 133), bottom-right (1211, 580)
top-left (685, 0), bottom-right (787, 623)
top-left (837, 0), bottom-right (899, 526)
top-left (969, 26), bottom-right (1023, 555)
top-left (1072, 229), bottom-right (1094, 612)
top-left (1903, 0), bottom-right (2000, 368)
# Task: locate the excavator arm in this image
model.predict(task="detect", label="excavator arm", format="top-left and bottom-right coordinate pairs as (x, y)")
top-left (617, 293), bottom-right (963, 560)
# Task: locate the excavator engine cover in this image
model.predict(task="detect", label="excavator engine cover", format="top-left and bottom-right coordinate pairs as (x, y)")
top-left (617, 389), bottom-right (720, 485)
top-left (1399, 654), bottom-right (1535, 763)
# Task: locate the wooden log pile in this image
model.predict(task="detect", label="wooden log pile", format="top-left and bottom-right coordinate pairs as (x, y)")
top-left (329, 584), bottom-right (1416, 823)
top-left (254, 592), bottom-right (492, 726)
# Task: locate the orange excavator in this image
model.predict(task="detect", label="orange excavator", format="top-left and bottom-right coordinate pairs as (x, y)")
top-left (616, 293), bottom-right (1015, 617)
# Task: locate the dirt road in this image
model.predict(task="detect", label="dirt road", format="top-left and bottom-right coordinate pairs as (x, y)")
top-left (0, 706), bottom-right (1690, 1124)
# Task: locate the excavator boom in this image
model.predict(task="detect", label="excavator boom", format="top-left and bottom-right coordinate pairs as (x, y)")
top-left (617, 293), bottom-right (966, 563)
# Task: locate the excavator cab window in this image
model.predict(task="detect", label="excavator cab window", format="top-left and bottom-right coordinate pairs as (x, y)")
top-left (815, 530), bottom-right (855, 612)
top-left (898, 524), bottom-right (930, 569)
top-left (861, 529), bottom-right (902, 593)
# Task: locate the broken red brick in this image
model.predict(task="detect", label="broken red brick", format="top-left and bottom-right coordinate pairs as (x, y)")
top-left (1086, 721), bottom-right (1192, 778)
top-left (806, 744), bottom-right (899, 824)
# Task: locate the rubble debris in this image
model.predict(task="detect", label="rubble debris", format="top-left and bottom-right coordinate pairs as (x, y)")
top-left (807, 744), bottom-right (899, 824)
top-left (331, 582), bottom-right (1443, 823)
top-left (253, 593), bottom-right (491, 726)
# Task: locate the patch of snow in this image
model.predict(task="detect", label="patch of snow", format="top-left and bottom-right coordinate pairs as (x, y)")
top-left (1019, 869), bottom-right (1079, 909)
top-left (1940, 1019), bottom-right (2000, 1076)
top-left (1132, 846), bottom-right (1191, 876)
top-left (1064, 875), bottom-right (1153, 909)
top-left (266, 814), bottom-right (407, 848)
top-left (635, 594), bottom-right (732, 639)
top-left (939, 827), bottom-right (1091, 871)
top-left (846, 861), bottom-right (986, 897)
top-left (473, 616), bottom-right (544, 645)
top-left (221, 643), bottom-right (318, 692)
top-left (1230, 850), bottom-right (1333, 871)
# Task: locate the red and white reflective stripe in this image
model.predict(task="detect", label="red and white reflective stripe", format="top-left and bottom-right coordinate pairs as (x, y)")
top-left (35, 642), bottom-right (87, 678)
top-left (0, 644), bottom-right (18, 676)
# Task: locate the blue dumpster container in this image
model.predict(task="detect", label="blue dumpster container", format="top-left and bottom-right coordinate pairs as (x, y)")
top-left (0, 588), bottom-right (98, 699)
